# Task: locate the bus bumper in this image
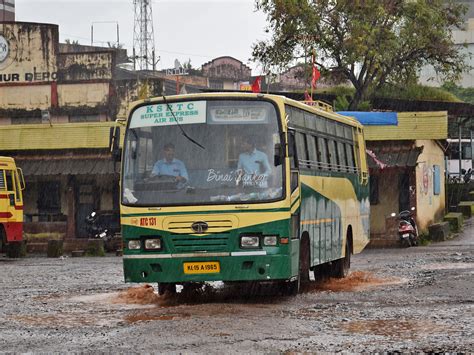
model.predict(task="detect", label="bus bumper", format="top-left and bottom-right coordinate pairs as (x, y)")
top-left (122, 253), bottom-right (294, 283)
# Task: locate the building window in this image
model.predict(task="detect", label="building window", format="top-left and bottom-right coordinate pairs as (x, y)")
top-left (37, 181), bottom-right (61, 217)
top-left (370, 175), bottom-right (379, 205)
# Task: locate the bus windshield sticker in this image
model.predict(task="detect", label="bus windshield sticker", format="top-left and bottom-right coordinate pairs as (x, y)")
top-left (130, 101), bottom-right (207, 128)
top-left (209, 106), bottom-right (269, 124)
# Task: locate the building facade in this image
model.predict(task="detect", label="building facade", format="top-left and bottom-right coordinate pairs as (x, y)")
top-left (0, 22), bottom-right (162, 245)
top-left (344, 111), bottom-right (448, 246)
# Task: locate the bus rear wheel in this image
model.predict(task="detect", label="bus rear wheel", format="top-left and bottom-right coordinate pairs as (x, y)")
top-left (331, 241), bottom-right (351, 278)
top-left (158, 283), bottom-right (176, 296)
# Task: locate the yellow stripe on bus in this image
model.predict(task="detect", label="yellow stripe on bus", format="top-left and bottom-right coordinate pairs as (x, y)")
top-left (301, 218), bottom-right (334, 225)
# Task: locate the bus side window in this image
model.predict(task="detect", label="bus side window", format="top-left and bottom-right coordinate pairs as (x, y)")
top-left (337, 141), bottom-right (347, 172)
top-left (295, 132), bottom-right (308, 169)
top-left (0, 169), bottom-right (5, 189)
top-left (327, 139), bottom-right (338, 171)
top-left (5, 170), bottom-right (14, 192)
top-left (5, 170), bottom-right (15, 205)
top-left (317, 137), bottom-right (329, 170)
top-left (345, 143), bottom-right (356, 173)
top-left (307, 135), bottom-right (319, 169)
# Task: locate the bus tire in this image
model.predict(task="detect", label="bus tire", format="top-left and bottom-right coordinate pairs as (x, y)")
top-left (0, 225), bottom-right (5, 253)
top-left (158, 283), bottom-right (176, 296)
top-left (300, 235), bottom-right (310, 284)
top-left (331, 240), bottom-right (351, 278)
top-left (6, 242), bottom-right (22, 258)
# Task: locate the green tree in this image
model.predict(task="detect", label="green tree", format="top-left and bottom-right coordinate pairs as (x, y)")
top-left (253, 0), bottom-right (469, 109)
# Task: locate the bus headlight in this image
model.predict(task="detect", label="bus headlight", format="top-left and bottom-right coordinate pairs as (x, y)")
top-left (128, 240), bottom-right (141, 250)
top-left (145, 238), bottom-right (162, 250)
top-left (240, 235), bottom-right (260, 249)
top-left (263, 236), bottom-right (278, 246)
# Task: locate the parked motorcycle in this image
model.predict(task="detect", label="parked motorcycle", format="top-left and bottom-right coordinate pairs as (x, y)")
top-left (85, 210), bottom-right (122, 252)
top-left (391, 207), bottom-right (419, 247)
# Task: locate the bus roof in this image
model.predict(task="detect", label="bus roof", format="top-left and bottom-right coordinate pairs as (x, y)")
top-left (127, 92), bottom-right (363, 129)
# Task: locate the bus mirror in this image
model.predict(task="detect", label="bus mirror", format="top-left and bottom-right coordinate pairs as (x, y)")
top-left (109, 127), bottom-right (121, 161)
top-left (274, 143), bottom-right (284, 166)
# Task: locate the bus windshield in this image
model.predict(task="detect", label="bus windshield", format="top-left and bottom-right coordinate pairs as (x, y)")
top-left (122, 99), bottom-right (284, 206)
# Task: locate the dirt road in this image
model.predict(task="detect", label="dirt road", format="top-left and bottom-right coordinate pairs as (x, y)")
top-left (1, 221), bottom-right (472, 353)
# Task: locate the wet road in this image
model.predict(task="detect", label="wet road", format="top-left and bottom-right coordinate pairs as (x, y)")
top-left (1, 222), bottom-right (473, 353)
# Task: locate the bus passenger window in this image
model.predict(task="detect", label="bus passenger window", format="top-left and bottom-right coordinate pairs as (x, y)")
top-left (337, 141), bottom-right (347, 172)
top-left (295, 132), bottom-right (308, 168)
top-left (0, 170), bottom-right (5, 189)
top-left (345, 143), bottom-right (356, 173)
top-left (317, 137), bottom-right (329, 170)
top-left (327, 139), bottom-right (338, 170)
top-left (307, 135), bottom-right (319, 169)
top-left (5, 170), bottom-right (14, 192)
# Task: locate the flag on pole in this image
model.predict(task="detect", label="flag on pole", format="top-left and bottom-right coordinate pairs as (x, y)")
top-left (251, 76), bottom-right (261, 93)
top-left (311, 64), bottom-right (321, 89)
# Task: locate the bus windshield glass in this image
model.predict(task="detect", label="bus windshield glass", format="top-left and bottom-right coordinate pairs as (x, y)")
top-left (122, 99), bottom-right (283, 206)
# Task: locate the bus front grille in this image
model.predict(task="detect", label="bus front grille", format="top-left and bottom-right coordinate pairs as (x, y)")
top-left (163, 216), bottom-right (238, 234)
top-left (170, 235), bottom-right (230, 252)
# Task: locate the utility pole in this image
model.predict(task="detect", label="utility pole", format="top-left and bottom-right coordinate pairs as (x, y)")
top-left (133, 0), bottom-right (159, 70)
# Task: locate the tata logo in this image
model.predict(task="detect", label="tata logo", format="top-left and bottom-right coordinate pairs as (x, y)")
top-left (191, 221), bottom-right (208, 234)
top-left (0, 36), bottom-right (8, 63)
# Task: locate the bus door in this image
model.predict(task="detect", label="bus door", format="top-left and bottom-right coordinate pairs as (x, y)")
top-left (0, 166), bottom-right (24, 242)
top-left (287, 130), bottom-right (301, 277)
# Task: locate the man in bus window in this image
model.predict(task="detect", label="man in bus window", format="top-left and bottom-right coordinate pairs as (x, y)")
top-left (237, 136), bottom-right (271, 188)
top-left (151, 143), bottom-right (189, 186)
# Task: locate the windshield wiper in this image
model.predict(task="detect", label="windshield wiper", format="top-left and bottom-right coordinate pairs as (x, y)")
top-left (162, 95), bottom-right (205, 150)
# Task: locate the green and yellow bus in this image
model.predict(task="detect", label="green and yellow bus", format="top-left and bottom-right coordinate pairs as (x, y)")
top-left (118, 93), bottom-right (369, 295)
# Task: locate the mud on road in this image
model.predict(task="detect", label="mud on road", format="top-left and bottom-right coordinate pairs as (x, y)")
top-left (0, 225), bottom-right (473, 353)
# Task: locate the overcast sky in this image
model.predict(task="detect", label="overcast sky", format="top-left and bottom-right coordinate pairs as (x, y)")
top-left (15, 0), bottom-right (270, 74)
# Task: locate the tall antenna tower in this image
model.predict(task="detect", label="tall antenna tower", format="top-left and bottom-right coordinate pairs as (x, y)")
top-left (133, 0), bottom-right (157, 70)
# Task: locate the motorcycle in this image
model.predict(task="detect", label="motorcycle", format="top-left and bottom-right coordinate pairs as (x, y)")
top-left (391, 207), bottom-right (419, 247)
top-left (85, 210), bottom-right (121, 252)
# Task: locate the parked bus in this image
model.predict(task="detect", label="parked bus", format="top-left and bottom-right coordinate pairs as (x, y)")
top-left (117, 93), bottom-right (370, 295)
top-left (0, 156), bottom-right (25, 257)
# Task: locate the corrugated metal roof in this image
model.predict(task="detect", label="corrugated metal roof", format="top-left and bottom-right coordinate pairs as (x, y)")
top-left (337, 111), bottom-right (398, 125)
top-left (17, 158), bottom-right (119, 176)
top-left (364, 111), bottom-right (447, 141)
top-left (367, 146), bottom-right (423, 169)
top-left (0, 122), bottom-right (124, 151)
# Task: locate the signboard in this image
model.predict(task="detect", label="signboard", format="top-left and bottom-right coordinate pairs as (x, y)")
top-left (130, 101), bottom-right (207, 128)
top-left (209, 106), bottom-right (269, 124)
top-left (0, 35), bottom-right (9, 63)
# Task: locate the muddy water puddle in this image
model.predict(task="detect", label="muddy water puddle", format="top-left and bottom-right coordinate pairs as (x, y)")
top-left (342, 319), bottom-right (447, 339)
top-left (304, 271), bottom-right (406, 293)
top-left (14, 272), bottom-right (405, 329)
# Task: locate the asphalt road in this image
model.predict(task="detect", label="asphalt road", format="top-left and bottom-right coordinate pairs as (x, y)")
top-left (1, 220), bottom-right (473, 353)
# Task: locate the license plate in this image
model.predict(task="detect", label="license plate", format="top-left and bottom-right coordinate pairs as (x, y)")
top-left (183, 262), bottom-right (220, 274)
top-left (402, 233), bottom-right (410, 238)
